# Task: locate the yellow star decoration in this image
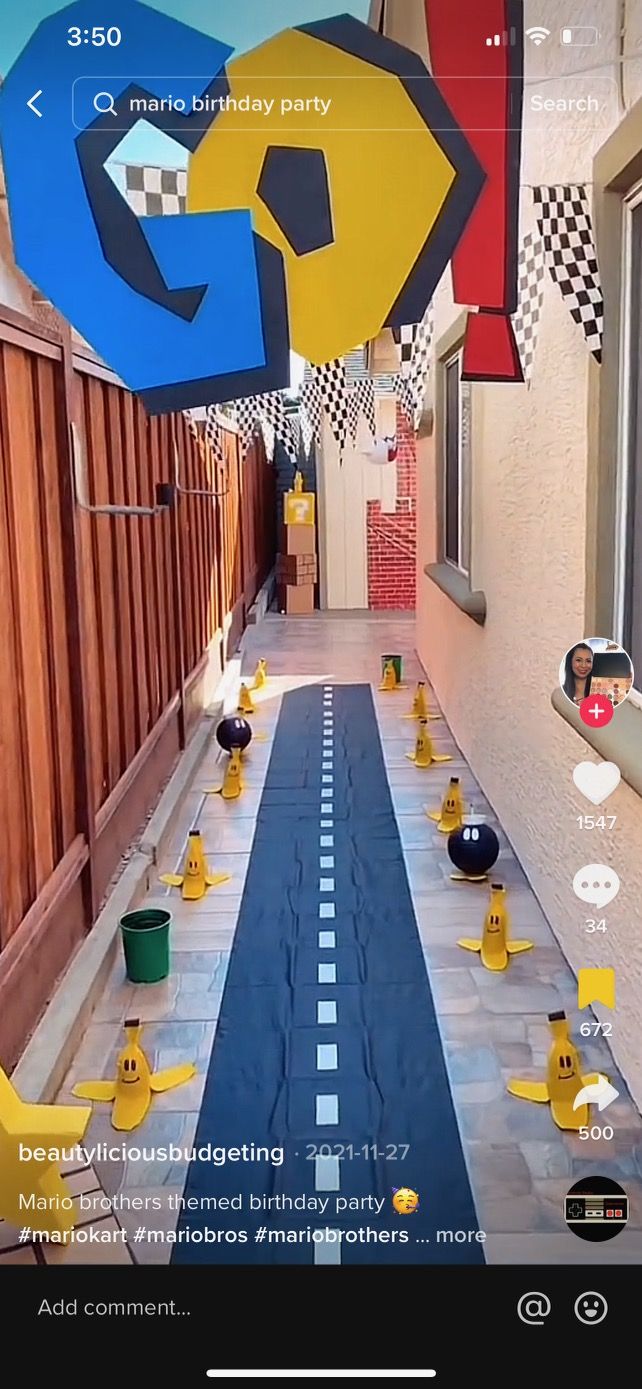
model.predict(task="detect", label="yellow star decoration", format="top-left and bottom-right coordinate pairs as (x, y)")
top-left (0, 1066), bottom-right (91, 1239)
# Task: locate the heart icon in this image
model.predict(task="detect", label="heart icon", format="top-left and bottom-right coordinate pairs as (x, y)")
top-left (573, 761), bottom-right (621, 806)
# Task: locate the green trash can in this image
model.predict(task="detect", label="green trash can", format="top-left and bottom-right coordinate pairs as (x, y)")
top-left (120, 908), bottom-right (171, 984)
top-left (381, 654), bottom-right (403, 683)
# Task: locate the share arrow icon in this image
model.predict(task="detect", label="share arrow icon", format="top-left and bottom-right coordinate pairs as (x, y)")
top-left (573, 1074), bottom-right (620, 1112)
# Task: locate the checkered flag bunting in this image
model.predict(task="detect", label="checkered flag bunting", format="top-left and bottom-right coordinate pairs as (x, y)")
top-left (533, 185), bottom-right (603, 362)
top-left (300, 378), bottom-right (322, 453)
top-left (398, 323), bottom-right (417, 376)
top-left (204, 407), bottom-right (225, 463)
top-left (256, 392), bottom-right (298, 463)
top-left (347, 387), bottom-right (360, 443)
top-left (183, 410), bottom-right (200, 439)
top-left (395, 372), bottom-right (415, 425)
top-left (407, 301), bottom-right (434, 427)
top-left (355, 377), bottom-right (376, 441)
top-left (512, 232), bottom-right (547, 383)
top-left (312, 359), bottom-right (348, 455)
top-left (233, 396), bottom-right (259, 456)
top-left (122, 164), bottom-right (187, 217)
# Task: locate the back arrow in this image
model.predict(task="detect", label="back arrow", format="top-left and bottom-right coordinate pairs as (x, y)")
top-left (27, 90), bottom-right (43, 117)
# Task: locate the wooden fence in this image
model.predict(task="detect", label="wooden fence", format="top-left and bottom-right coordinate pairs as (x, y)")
top-left (0, 305), bottom-right (275, 1070)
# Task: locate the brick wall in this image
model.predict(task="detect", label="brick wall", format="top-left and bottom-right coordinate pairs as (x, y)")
top-left (367, 403), bottom-right (417, 610)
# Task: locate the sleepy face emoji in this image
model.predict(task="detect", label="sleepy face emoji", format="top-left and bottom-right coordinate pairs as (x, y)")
top-left (392, 1187), bottom-right (419, 1214)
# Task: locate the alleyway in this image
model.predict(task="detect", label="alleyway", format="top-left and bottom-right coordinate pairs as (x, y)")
top-left (3, 612), bottom-right (642, 1266)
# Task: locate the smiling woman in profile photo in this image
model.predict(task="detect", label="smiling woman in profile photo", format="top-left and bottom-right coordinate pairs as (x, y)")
top-left (562, 643), bottom-right (594, 705)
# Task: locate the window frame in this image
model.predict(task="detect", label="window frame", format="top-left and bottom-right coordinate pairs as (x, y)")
top-left (442, 345), bottom-right (471, 578)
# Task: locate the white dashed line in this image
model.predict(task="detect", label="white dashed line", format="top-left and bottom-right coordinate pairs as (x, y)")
top-left (318, 930), bottom-right (336, 948)
top-left (319, 877), bottom-right (335, 893)
top-left (320, 820), bottom-right (334, 829)
top-left (316, 1043), bottom-right (338, 1071)
top-left (315, 1154), bottom-right (341, 1191)
top-left (318, 962), bottom-right (337, 983)
top-left (313, 1229), bottom-right (342, 1264)
top-left (321, 803), bottom-right (333, 815)
top-left (320, 834), bottom-right (334, 847)
top-left (315, 1093), bottom-right (339, 1124)
top-left (319, 856), bottom-right (334, 869)
top-left (322, 761), bottom-right (334, 770)
top-left (317, 1000), bottom-right (337, 1025)
top-left (318, 902), bottom-right (336, 919)
top-left (322, 774), bottom-right (333, 785)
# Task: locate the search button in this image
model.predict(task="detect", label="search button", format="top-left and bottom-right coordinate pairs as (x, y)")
top-left (93, 91), bottom-right (117, 115)
top-left (517, 1292), bottom-right (551, 1326)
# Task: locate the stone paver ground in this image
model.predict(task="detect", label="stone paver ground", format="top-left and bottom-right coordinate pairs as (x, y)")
top-left (3, 611), bottom-right (641, 1265)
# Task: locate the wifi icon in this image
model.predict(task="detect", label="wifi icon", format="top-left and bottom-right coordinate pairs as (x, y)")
top-left (526, 25), bottom-right (551, 45)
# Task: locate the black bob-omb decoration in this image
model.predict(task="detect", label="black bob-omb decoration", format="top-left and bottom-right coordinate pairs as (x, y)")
top-left (216, 716), bottom-right (253, 753)
top-left (447, 822), bottom-right (500, 881)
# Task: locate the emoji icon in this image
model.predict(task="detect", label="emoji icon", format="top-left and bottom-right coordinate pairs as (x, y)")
top-left (572, 864), bottom-right (620, 909)
top-left (572, 1076), bottom-right (619, 1112)
top-left (573, 761), bottom-right (621, 805)
top-left (392, 1187), bottom-right (420, 1214)
top-left (574, 1292), bottom-right (608, 1325)
top-left (578, 967), bottom-right (616, 1009)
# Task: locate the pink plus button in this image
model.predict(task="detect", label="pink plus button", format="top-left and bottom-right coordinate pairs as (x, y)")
top-left (579, 693), bottom-right (614, 728)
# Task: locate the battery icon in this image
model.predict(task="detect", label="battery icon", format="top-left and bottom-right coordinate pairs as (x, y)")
top-left (561, 26), bottom-right (598, 45)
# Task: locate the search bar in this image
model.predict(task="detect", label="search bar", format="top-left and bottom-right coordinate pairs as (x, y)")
top-left (72, 75), bottom-right (220, 131)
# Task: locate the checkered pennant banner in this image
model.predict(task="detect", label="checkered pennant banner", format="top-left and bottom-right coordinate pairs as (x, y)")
top-left (204, 407), bottom-right (225, 464)
top-left (288, 412), bottom-right (302, 458)
top-left (298, 403), bottom-right (313, 458)
top-left (512, 232), bottom-right (547, 384)
top-left (123, 164), bottom-right (187, 217)
top-left (233, 395), bottom-right (259, 456)
top-left (399, 323), bottom-right (417, 376)
top-left (407, 301), bottom-right (434, 427)
top-left (182, 410), bottom-right (200, 439)
top-left (355, 377), bottom-right (376, 441)
top-left (255, 391), bottom-right (298, 463)
top-left (394, 372), bottom-right (415, 425)
top-left (533, 185), bottom-right (603, 362)
top-left (347, 386), bottom-right (360, 444)
top-left (312, 359), bottom-right (348, 455)
top-left (300, 378), bottom-right (322, 453)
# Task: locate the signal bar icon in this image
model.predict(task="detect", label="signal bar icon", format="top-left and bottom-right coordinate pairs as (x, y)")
top-left (485, 29), bottom-right (518, 47)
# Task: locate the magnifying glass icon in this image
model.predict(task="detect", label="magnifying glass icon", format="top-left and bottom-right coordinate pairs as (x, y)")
top-left (93, 91), bottom-right (117, 116)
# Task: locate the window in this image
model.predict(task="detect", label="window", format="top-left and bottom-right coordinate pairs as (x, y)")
top-left (616, 181), bottom-right (642, 695)
top-left (443, 349), bottom-right (471, 574)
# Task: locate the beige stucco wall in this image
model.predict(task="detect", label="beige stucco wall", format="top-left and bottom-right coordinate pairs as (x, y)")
top-left (408, 0), bottom-right (642, 1106)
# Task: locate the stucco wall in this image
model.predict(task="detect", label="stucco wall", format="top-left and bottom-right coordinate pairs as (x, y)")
top-left (413, 0), bottom-right (642, 1106)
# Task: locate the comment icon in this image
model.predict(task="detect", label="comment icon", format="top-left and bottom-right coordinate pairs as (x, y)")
top-left (572, 864), bottom-right (620, 910)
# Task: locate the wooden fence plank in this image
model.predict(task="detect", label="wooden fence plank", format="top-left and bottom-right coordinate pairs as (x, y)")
top-left (2, 345), bottom-right (56, 895)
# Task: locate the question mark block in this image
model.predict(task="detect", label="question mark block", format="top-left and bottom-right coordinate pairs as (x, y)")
top-left (284, 491), bottom-right (315, 526)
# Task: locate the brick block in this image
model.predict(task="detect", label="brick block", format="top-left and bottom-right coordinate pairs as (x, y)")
top-left (276, 552), bottom-right (318, 586)
top-left (281, 523), bottom-right (316, 556)
top-left (278, 583), bottom-right (315, 614)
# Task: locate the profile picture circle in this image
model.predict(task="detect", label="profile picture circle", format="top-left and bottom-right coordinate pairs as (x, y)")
top-left (559, 638), bottom-right (634, 710)
top-left (565, 1176), bottom-right (628, 1242)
